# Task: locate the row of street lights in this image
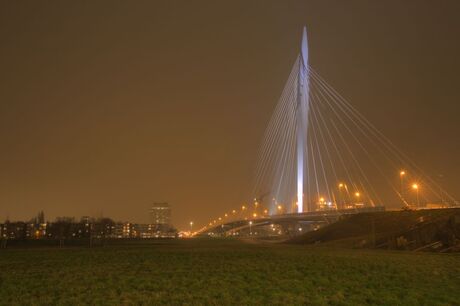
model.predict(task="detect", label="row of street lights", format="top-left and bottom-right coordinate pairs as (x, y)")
top-left (196, 170), bottom-right (423, 234)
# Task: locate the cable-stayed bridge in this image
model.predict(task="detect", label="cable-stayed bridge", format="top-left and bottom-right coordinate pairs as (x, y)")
top-left (196, 27), bottom-right (457, 237)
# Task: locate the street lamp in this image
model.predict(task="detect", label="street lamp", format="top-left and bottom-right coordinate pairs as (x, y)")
top-left (338, 183), bottom-right (344, 209)
top-left (318, 197), bottom-right (325, 210)
top-left (412, 183), bottom-right (419, 207)
top-left (189, 221), bottom-right (193, 234)
top-left (249, 221), bottom-right (253, 236)
top-left (354, 192), bottom-right (361, 207)
top-left (400, 170), bottom-right (406, 201)
top-left (277, 204), bottom-right (284, 214)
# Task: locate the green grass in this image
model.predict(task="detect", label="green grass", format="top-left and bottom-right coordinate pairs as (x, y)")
top-left (0, 239), bottom-right (459, 305)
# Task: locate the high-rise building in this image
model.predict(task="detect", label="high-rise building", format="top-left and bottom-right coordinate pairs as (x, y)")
top-left (149, 202), bottom-right (171, 226)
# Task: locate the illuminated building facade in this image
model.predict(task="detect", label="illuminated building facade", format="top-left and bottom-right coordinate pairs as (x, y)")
top-left (150, 202), bottom-right (171, 226)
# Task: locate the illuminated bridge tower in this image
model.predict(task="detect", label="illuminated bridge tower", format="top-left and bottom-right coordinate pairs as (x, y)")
top-left (296, 26), bottom-right (310, 213)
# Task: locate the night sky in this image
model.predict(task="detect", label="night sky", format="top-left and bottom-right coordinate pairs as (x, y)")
top-left (1, 1), bottom-right (459, 229)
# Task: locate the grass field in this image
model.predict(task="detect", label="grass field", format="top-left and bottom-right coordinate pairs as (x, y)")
top-left (0, 239), bottom-right (459, 305)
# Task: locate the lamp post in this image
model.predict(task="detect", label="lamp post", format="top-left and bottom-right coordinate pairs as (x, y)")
top-left (400, 171), bottom-right (406, 202)
top-left (318, 197), bottom-right (325, 210)
top-left (355, 192), bottom-right (361, 207)
top-left (412, 183), bottom-right (419, 207)
top-left (277, 204), bottom-right (283, 214)
top-left (249, 221), bottom-right (253, 236)
top-left (338, 183), bottom-right (344, 209)
top-left (189, 221), bottom-right (193, 235)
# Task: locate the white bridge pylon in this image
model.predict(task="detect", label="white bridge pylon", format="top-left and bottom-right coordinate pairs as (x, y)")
top-left (297, 26), bottom-right (310, 213)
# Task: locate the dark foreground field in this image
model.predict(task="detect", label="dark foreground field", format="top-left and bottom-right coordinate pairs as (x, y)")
top-left (0, 239), bottom-right (459, 305)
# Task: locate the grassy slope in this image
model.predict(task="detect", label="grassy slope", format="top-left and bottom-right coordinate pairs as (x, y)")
top-left (0, 239), bottom-right (459, 305)
top-left (288, 208), bottom-right (460, 249)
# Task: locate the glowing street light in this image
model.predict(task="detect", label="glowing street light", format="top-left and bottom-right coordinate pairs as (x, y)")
top-left (400, 170), bottom-right (406, 201)
top-left (277, 204), bottom-right (283, 214)
top-left (337, 183), bottom-right (346, 209)
top-left (355, 192), bottom-right (360, 198)
top-left (249, 221), bottom-right (253, 235)
top-left (412, 183), bottom-right (420, 207)
top-left (189, 221), bottom-right (193, 234)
